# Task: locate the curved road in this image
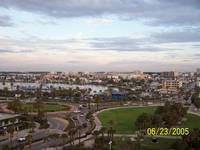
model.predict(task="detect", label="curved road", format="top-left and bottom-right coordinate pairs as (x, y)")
top-left (48, 117), bottom-right (68, 131)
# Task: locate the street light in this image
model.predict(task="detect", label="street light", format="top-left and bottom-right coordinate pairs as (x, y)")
top-left (108, 140), bottom-right (112, 150)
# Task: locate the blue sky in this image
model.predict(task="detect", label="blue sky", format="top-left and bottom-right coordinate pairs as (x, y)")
top-left (0, 0), bottom-right (200, 72)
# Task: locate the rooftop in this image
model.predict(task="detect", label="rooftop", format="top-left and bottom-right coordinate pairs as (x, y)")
top-left (0, 113), bottom-right (20, 120)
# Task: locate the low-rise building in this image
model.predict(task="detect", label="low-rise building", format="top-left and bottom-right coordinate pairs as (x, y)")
top-left (196, 81), bottom-right (200, 87)
top-left (0, 113), bottom-right (22, 135)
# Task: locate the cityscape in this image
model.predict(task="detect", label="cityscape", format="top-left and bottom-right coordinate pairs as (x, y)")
top-left (0, 0), bottom-right (200, 150)
top-left (0, 70), bottom-right (200, 149)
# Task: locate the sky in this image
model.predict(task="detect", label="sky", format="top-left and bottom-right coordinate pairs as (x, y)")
top-left (0, 0), bottom-right (200, 72)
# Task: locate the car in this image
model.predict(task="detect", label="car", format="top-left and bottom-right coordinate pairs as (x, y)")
top-left (80, 114), bottom-right (84, 117)
top-left (18, 137), bottom-right (26, 142)
top-left (74, 110), bottom-right (81, 113)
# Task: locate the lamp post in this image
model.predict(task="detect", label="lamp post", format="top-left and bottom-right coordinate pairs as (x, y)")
top-left (108, 140), bottom-right (112, 150)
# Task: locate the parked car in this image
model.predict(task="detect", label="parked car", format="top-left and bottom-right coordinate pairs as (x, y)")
top-left (18, 137), bottom-right (26, 142)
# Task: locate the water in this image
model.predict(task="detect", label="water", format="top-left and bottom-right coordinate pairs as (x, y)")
top-left (0, 82), bottom-right (108, 93)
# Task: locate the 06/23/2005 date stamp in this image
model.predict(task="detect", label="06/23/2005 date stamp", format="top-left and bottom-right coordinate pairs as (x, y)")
top-left (146, 128), bottom-right (190, 136)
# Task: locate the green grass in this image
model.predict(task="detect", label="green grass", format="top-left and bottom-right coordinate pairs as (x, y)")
top-left (98, 107), bottom-right (200, 134)
top-left (182, 113), bottom-right (200, 128)
top-left (21, 102), bottom-right (70, 112)
top-left (140, 138), bottom-right (180, 150)
top-left (110, 137), bottom-right (181, 150)
top-left (98, 107), bottom-right (156, 134)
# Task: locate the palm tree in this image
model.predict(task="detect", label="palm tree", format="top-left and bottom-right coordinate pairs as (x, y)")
top-left (77, 125), bottom-right (82, 146)
top-left (69, 128), bottom-right (76, 147)
top-left (29, 119), bottom-right (36, 133)
top-left (7, 125), bottom-right (15, 148)
top-left (43, 136), bottom-right (49, 150)
top-left (100, 127), bottom-right (107, 140)
top-left (2, 144), bottom-right (10, 150)
top-left (33, 99), bottom-right (44, 119)
top-left (48, 133), bottom-right (60, 150)
top-left (135, 131), bottom-right (143, 150)
top-left (61, 133), bottom-right (68, 148)
top-left (93, 130), bottom-right (100, 148)
top-left (94, 95), bottom-right (100, 111)
top-left (2, 80), bottom-right (5, 86)
top-left (93, 130), bottom-right (99, 140)
top-left (107, 120), bottom-right (115, 141)
top-left (3, 87), bottom-right (8, 97)
top-left (88, 97), bottom-right (91, 111)
top-left (26, 133), bottom-right (33, 150)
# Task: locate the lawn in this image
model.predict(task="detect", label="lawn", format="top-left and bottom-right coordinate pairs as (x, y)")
top-left (111, 137), bottom-right (181, 150)
top-left (98, 107), bottom-right (156, 134)
top-left (182, 113), bottom-right (200, 129)
top-left (98, 107), bottom-right (200, 134)
top-left (21, 102), bottom-right (70, 112)
top-left (140, 138), bottom-right (180, 150)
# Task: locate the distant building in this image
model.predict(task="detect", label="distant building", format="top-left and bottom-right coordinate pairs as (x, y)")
top-left (111, 90), bottom-right (126, 100)
top-left (162, 80), bottom-right (182, 89)
top-left (197, 68), bottom-right (200, 75)
top-left (161, 71), bottom-right (176, 79)
top-left (196, 81), bottom-right (200, 87)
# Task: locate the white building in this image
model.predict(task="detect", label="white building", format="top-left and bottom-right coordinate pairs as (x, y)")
top-left (196, 81), bottom-right (200, 87)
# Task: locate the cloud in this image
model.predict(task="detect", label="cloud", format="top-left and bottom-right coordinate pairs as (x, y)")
top-left (66, 60), bottom-right (81, 64)
top-left (0, 49), bottom-right (14, 53)
top-left (83, 18), bottom-right (113, 25)
top-left (152, 29), bottom-right (200, 43)
top-left (0, 15), bottom-right (13, 27)
top-left (0, 48), bottom-right (33, 54)
top-left (0, 36), bottom-right (168, 53)
top-left (1, 0), bottom-right (200, 26)
top-left (88, 37), bottom-right (168, 52)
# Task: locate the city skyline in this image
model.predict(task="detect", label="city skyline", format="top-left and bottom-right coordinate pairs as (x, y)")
top-left (0, 0), bottom-right (200, 71)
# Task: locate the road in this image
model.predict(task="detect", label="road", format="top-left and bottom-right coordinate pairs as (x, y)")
top-left (26, 104), bottom-right (91, 150)
top-left (48, 117), bottom-right (68, 131)
top-left (0, 113), bottom-right (69, 150)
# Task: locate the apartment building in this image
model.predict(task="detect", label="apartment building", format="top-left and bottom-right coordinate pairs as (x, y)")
top-left (162, 80), bottom-right (182, 89)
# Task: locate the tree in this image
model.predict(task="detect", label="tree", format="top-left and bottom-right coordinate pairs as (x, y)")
top-left (28, 118), bottom-right (36, 133)
top-left (77, 125), bottom-right (82, 146)
top-left (93, 130), bottom-right (100, 148)
top-left (3, 80), bottom-right (5, 86)
top-left (43, 136), bottom-right (49, 150)
top-left (135, 113), bottom-right (153, 130)
top-left (61, 133), bottom-right (68, 148)
top-left (151, 114), bottom-right (162, 127)
top-left (94, 95), bottom-right (101, 111)
top-left (99, 126), bottom-right (107, 140)
top-left (154, 102), bottom-right (187, 127)
top-left (26, 133), bottom-right (33, 150)
top-left (48, 133), bottom-right (60, 150)
top-left (2, 144), bottom-right (10, 150)
top-left (88, 97), bottom-right (91, 111)
top-left (182, 128), bottom-right (200, 149)
top-left (69, 128), bottom-right (76, 147)
top-left (194, 97), bottom-right (200, 109)
top-left (3, 87), bottom-right (9, 97)
top-left (107, 120), bottom-right (115, 141)
top-left (7, 125), bottom-right (15, 148)
top-left (93, 130), bottom-right (99, 140)
top-left (7, 99), bottom-right (22, 113)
